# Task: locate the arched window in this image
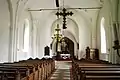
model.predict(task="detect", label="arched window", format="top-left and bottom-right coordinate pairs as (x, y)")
top-left (23, 19), bottom-right (30, 52)
top-left (100, 17), bottom-right (107, 53)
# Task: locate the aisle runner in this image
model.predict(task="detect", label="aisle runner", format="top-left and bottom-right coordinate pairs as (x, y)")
top-left (49, 61), bottom-right (72, 80)
top-left (50, 69), bottom-right (70, 80)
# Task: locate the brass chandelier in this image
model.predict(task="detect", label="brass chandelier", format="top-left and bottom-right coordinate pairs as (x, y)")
top-left (51, 24), bottom-right (62, 42)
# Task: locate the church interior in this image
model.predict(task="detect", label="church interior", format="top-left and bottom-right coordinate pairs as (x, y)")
top-left (0, 0), bottom-right (120, 80)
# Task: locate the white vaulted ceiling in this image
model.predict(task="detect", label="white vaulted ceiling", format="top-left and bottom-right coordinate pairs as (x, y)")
top-left (27, 0), bottom-right (101, 8)
top-left (26, 0), bottom-right (102, 18)
top-left (23, 0), bottom-right (102, 36)
top-left (10, 0), bottom-right (104, 59)
top-left (15, 0), bottom-right (102, 52)
top-left (10, 0), bottom-right (103, 43)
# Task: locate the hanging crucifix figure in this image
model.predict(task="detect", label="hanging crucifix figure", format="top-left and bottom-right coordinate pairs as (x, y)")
top-left (56, 8), bottom-right (73, 29)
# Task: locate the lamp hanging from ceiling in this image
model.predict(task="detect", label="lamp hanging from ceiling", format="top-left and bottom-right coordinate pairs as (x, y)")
top-left (52, 24), bottom-right (62, 42)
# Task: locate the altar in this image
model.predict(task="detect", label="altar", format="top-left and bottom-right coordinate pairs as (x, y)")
top-left (60, 54), bottom-right (70, 60)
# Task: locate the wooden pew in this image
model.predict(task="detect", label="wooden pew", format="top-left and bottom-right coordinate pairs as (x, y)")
top-left (22, 58), bottom-right (54, 80)
top-left (0, 60), bottom-right (38, 80)
top-left (0, 66), bottom-right (31, 80)
top-left (22, 58), bottom-right (55, 80)
top-left (72, 59), bottom-right (120, 80)
top-left (79, 66), bottom-right (120, 80)
top-left (72, 47), bottom-right (120, 80)
top-left (0, 58), bottom-right (55, 80)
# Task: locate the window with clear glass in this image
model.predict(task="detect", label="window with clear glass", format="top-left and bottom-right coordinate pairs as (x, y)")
top-left (23, 19), bottom-right (29, 52)
top-left (100, 17), bottom-right (107, 53)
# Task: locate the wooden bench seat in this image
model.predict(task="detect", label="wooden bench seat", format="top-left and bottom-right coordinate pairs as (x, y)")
top-left (85, 76), bottom-right (120, 80)
top-left (0, 58), bottom-right (55, 80)
top-left (72, 59), bottom-right (120, 80)
top-left (0, 66), bottom-right (31, 80)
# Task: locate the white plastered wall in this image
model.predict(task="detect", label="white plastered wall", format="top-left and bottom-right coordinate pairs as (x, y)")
top-left (96, 0), bottom-right (118, 63)
top-left (8, 0), bottom-right (34, 61)
top-left (0, 0), bottom-right (10, 62)
top-left (16, 11), bottom-right (33, 61)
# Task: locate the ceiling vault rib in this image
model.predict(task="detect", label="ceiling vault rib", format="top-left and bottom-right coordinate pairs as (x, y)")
top-left (27, 7), bottom-right (102, 11)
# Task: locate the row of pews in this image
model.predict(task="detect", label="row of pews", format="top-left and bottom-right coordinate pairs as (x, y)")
top-left (0, 58), bottom-right (55, 80)
top-left (72, 58), bottom-right (120, 80)
top-left (72, 47), bottom-right (120, 80)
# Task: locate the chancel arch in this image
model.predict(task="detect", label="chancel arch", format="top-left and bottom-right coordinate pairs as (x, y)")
top-left (51, 17), bottom-right (79, 58)
top-left (51, 31), bottom-right (78, 57)
top-left (51, 17), bottom-right (79, 42)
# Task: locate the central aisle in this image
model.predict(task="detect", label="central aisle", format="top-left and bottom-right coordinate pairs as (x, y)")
top-left (49, 61), bottom-right (72, 80)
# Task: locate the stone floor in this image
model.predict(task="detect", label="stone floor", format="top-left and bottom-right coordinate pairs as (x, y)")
top-left (49, 61), bottom-right (72, 80)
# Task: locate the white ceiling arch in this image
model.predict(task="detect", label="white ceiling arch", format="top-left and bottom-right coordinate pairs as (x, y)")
top-left (51, 17), bottom-right (79, 42)
top-left (26, 0), bottom-right (101, 9)
top-left (12, 0), bottom-right (101, 22)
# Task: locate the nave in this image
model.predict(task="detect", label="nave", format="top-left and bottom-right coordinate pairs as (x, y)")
top-left (1, 0), bottom-right (120, 80)
top-left (1, 57), bottom-right (120, 80)
top-left (0, 47), bottom-right (120, 80)
top-left (0, 57), bottom-right (55, 80)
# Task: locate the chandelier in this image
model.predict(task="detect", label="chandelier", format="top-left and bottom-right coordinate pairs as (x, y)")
top-left (52, 24), bottom-right (62, 42)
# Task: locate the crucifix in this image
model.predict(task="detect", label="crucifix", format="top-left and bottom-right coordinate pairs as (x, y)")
top-left (56, 8), bottom-right (73, 29)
